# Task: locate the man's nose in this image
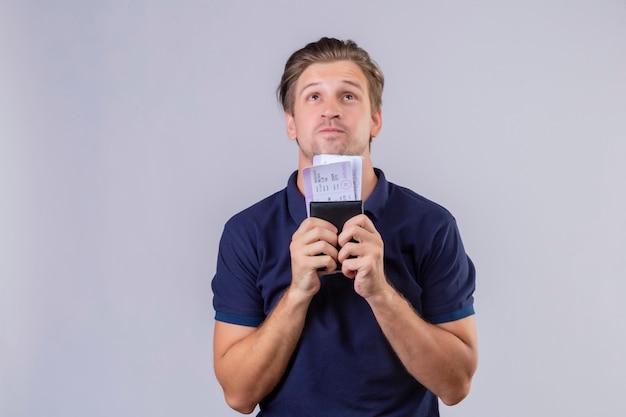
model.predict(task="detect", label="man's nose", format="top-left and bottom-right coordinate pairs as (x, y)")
top-left (322, 99), bottom-right (341, 118)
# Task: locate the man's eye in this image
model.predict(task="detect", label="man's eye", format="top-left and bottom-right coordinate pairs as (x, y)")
top-left (308, 94), bottom-right (320, 101)
top-left (343, 94), bottom-right (355, 100)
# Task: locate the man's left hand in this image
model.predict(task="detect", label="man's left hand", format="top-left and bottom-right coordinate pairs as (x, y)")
top-left (337, 214), bottom-right (389, 298)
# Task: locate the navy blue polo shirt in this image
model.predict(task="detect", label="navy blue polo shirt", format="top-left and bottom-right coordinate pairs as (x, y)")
top-left (212, 169), bottom-right (475, 417)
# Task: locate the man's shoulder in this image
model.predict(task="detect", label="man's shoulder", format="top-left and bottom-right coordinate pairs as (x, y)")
top-left (387, 181), bottom-right (455, 222)
top-left (226, 187), bottom-right (288, 228)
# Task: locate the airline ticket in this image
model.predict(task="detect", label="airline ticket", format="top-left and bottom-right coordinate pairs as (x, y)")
top-left (303, 161), bottom-right (355, 216)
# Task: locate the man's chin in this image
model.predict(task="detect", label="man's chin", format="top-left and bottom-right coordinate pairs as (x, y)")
top-left (298, 141), bottom-right (365, 159)
top-left (314, 147), bottom-right (358, 157)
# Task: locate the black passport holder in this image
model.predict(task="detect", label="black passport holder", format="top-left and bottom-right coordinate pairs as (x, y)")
top-left (309, 200), bottom-right (363, 231)
top-left (309, 200), bottom-right (363, 272)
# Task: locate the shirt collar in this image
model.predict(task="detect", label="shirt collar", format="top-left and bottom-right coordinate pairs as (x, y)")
top-left (363, 168), bottom-right (389, 220)
top-left (286, 168), bottom-right (389, 224)
top-left (287, 171), bottom-right (307, 226)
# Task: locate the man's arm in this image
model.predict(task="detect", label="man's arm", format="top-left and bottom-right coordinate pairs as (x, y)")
top-left (338, 215), bottom-right (478, 405)
top-left (213, 289), bottom-right (311, 414)
top-left (213, 217), bottom-right (339, 413)
top-left (366, 291), bottom-right (477, 405)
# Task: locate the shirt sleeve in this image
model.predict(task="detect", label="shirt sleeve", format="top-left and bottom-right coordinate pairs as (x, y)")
top-left (211, 218), bottom-right (266, 327)
top-left (420, 217), bottom-right (476, 324)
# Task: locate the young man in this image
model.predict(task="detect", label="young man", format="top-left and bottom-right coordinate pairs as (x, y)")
top-left (212, 37), bottom-right (477, 416)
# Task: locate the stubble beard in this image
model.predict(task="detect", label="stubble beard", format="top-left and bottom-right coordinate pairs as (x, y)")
top-left (296, 136), bottom-right (368, 160)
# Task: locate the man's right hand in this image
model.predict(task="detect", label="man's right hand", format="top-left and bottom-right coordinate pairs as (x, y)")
top-left (289, 217), bottom-right (339, 298)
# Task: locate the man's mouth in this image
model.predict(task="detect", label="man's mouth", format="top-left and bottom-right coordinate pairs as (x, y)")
top-left (317, 125), bottom-right (346, 134)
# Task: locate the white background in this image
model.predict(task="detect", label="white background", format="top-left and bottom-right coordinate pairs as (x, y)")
top-left (2, 1), bottom-right (625, 416)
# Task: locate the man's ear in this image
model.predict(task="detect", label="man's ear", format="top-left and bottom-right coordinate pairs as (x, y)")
top-left (370, 108), bottom-right (383, 138)
top-left (285, 111), bottom-right (297, 140)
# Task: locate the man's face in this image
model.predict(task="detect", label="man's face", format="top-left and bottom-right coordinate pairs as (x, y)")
top-left (286, 60), bottom-right (382, 163)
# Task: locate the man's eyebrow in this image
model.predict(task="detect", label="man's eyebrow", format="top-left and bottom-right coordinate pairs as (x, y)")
top-left (339, 80), bottom-right (365, 91)
top-left (298, 82), bottom-right (321, 96)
